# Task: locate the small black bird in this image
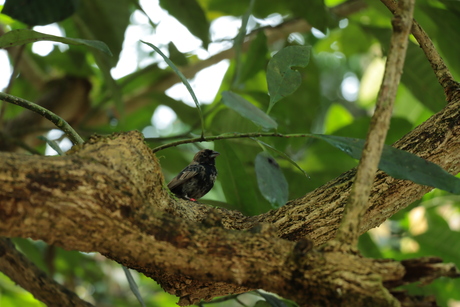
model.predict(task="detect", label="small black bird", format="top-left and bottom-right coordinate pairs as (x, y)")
top-left (167, 149), bottom-right (220, 201)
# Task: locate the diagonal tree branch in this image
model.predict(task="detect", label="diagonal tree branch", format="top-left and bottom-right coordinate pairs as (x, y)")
top-left (335, 0), bottom-right (415, 247)
top-left (0, 238), bottom-right (94, 307)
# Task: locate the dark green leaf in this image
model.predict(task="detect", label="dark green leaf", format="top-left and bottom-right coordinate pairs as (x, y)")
top-left (0, 29), bottom-right (112, 56)
top-left (240, 31), bottom-right (268, 83)
top-left (208, 0), bottom-right (287, 18)
top-left (288, 0), bottom-right (331, 33)
top-left (253, 138), bottom-right (309, 178)
top-left (221, 91), bottom-right (277, 130)
top-left (215, 141), bottom-right (261, 215)
top-left (420, 5), bottom-right (460, 80)
top-left (75, 0), bottom-right (131, 64)
top-left (358, 232), bottom-right (383, 259)
top-left (2, 0), bottom-right (78, 25)
top-left (159, 0), bottom-right (210, 48)
top-left (168, 42), bottom-right (188, 66)
top-left (266, 46), bottom-right (311, 111)
top-left (314, 134), bottom-right (460, 194)
top-left (255, 152), bottom-right (289, 208)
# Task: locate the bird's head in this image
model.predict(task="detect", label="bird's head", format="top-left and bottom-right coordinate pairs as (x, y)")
top-left (193, 149), bottom-right (220, 164)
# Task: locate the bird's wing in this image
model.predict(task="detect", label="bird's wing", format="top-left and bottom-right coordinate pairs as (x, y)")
top-left (167, 164), bottom-right (203, 190)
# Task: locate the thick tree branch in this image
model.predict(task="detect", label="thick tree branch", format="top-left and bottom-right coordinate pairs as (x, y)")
top-left (0, 238), bottom-right (94, 307)
top-left (0, 131), bottom-right (459, 305)
top-left (335, 0), bottom-right (415, 247)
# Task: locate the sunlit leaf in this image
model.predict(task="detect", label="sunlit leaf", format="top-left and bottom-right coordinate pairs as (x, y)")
top-left (255, 152), bottom-right (289, 208)
top-left (221, 91), bottom-right (277, 130)
top-left (314, 134), bottom-right (460, 194)
top-left (0, 29), bottom-right (112, 56)
top-left (266, 46), bottom-right (311, 112)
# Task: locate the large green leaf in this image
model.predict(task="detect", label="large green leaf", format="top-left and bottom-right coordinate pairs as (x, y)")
top-left (215, 141), bottom-right (261, 216)
top-left (0, 29), bottom-right (112, 56)
top-left (75, 0), bottom-right (131, 65)
top-left (2, 0), bottom-right (78, 25)
top-left (255, 152), bottom-right (289, 208)
top-left (239, 31), bottom-right (269, 83)
top-left (221, 91), bottom-right (278, 130)
top-left (266, 46), bottom-right (311, 112)
top-left (159, 0), bottom-right (210, 48)
top-left (287, 0), bottom-right (331, 33)
top-left (314, 134), bottom-right (460, 194)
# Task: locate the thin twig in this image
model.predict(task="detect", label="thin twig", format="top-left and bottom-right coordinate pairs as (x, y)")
top-left (0, 92), bottom-right (84, 145)
top-left (148, 132), bottom-right (313, 153)
top-left (334, 0), bottom-right (415, 247)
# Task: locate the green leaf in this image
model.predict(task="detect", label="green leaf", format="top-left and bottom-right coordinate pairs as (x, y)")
top-left (0, 29), bottom-right (112, 56)
top-left (221, 91), bottom-right (278, 130)
top-left (240, 31), bottom-right (268, 83)
top-left (314, 134), bottom-right (460, 194)
top-left (159, 0), bottom-right (210, 48)
top-left (168, 42), bottom-right (188, 66)
top-left (255, 152), bottom-right (289, 208)
top-left (358, 232), bottom-right (383, 259)
top-left (75, 0), bottom-right (131, 64)
top-left (288, 0), bottom-right (331, 33)
top-left (2, 0), bottom-right (78, 26)
top-left (266, 46), bottom-right (311, 112)
top-left (420, 5), bottom-right (460, 81)
top-left (215, 141), bottom-right (261, 216)
top-left (252, 138), bottom-right (309, 179)
top-left (141, 40), bottom-right (205, 137)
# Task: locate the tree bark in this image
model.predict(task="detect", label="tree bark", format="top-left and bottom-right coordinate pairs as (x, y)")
top-left (1, 101), bottom-right (460, 305)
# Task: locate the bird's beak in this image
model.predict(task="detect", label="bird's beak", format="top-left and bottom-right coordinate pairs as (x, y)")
top-left (210, 151), bottom-right (220, 158)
